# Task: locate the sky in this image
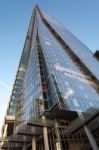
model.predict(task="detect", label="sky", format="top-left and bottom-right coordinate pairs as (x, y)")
top-left (0, 0), bottom-right (99, 136)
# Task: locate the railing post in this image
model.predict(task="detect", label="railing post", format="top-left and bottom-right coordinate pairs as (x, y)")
top-left (22, 143), bottom-right (26, 150)
top-left (55, 120), bottom-right (62, 150)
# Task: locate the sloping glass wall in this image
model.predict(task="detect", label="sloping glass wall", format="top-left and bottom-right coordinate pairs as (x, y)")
top-left (39, 7), bottom-right (99, 81)
top-left (37, 10), bottom-right (99, 112)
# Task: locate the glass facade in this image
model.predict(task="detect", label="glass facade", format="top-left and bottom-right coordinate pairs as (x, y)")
top-left (1, 6), bottom-right (99, 150)
top-left (14, 8), bottom-right (99, 128)
top-left (4, 5), bottom-right (99, 130)
top-left (36, 9), bottom-right (99, 112)
top-left (39, 8), bottom-right (99, 81)
top-left (23, 15), bottom-right (45, 123)
top-left (7, 13), bottom-right (34, 117)
top-left (23, 40), bottom-right (44, 122)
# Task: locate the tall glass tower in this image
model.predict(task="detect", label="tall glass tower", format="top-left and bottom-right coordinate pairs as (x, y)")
top-left (0, 5), bottom-right (99, 150)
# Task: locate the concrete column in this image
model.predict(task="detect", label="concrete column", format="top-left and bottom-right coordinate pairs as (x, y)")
top-left (32, 136), bottom-right (36, 150)
top-left (78, 112), bottom-right (99, 150)
top-left (3, 123), bottom-right (8, 137)
top-left (55, 121), bottom-right (62, 150)
top-left (43, 126), bottom-right (49, 150)
top-left (42, 116), bottom-right (49, 150)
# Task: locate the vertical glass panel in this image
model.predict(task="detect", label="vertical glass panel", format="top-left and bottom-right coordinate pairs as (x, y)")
top-left (23, 31), bottom-right (44, 122)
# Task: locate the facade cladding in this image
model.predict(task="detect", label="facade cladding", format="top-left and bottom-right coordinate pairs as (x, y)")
top-left (0, 5), bottom-right (99, 150)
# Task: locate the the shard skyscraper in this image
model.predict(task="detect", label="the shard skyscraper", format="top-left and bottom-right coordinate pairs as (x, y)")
top-left (0, 5), bottom-right (99, 150)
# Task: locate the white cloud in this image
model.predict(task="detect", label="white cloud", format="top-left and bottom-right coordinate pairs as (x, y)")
top-left (0, 81), bottom-right (10, 91)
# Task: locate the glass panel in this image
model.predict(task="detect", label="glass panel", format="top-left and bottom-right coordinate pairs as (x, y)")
top-left (37, 12), bottom-right (99, 112)
top-left (39, 8), bottom-right (99, 80)
top-left (23, 27), bottom-right (44, 122)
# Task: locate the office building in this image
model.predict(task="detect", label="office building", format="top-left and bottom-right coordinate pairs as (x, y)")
top-left (0, 5), bottom-right (99, 150)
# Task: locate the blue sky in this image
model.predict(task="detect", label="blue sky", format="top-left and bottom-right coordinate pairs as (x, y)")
top-left (0, 0), bottom-right (99, 135)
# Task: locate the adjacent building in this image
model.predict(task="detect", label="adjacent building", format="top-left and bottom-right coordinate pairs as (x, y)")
top-left (0, 5), bottom-right (99, 150)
